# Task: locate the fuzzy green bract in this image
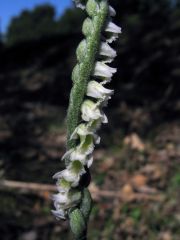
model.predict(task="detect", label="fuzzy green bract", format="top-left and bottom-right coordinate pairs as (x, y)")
top-left (52, 0), bottom-right (121, 239)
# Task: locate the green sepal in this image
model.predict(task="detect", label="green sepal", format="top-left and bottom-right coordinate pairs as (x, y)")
top-left (86, 0), bottom-right (99, 17)
top-left (72, 64), bottom-right (80, 84)
top-left (82, 17), bottom-right (94, 36)
top-left (69, 208), bottom-right (86, 239)
top-left (76, 40), bottom-right (87, 63)
top-left (80, 188), bottom-right (92, 221)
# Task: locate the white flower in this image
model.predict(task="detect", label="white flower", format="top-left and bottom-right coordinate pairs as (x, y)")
top-left (105, 21), bottom-right (122, 43)
top-left (70, 124), bottom-right (95, 157)
top-left (94, 133), bottom-right (101, 144)
top-left (70, 123), bottom-right (93, 140)
top-left (52, 190), bottom-right (82, 215)
top-left (99, 42), bottom-right (117, 62)
top-left (53, 161), bottom-right (85, 187)
top-left (100, 42), bottom-right (116, 58)
top-left (93, 61), bottom-right (116, 79)
top-left (63, 148), bottom-right (94, 167)
top-left (62, 148), bottom-right (85, 162)
top-left (101, 78), bottom-right (112, 85)
top-left (53, 169), bottom-right (77, 182)
top-left (56, 178), bottom-right (71, 193)
top-left (51, 209), bottom-right (66, 220)
top-left (87, 80), bottom-right (114, 100)
top-left (81, 100), bottom-right (101, 121)
top-left (87, 156), bottom-right (93, 168)
top-left (81, 99), bottom-right (108, 124)
top-left (105, 21), bottom-right (122, 34)
top-left (52, 192), bottom-right (68, 205)
top-left (109, 6), bottom-right (116, 16)
top-left (71, 122), bottom-right (101, 144)
top-left (88, 119), bottom-right (102, 132)
top-left (73, 0), bottom-right (86, 10)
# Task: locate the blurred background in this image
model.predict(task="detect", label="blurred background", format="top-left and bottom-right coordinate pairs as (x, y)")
top-left (0, 0), bottom-right (180, 239)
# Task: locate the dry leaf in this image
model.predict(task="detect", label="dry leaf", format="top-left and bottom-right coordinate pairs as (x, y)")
top-left (124, 133), bottom-right (145, 151)
top-left (131, 174), bottom-right (147, 187)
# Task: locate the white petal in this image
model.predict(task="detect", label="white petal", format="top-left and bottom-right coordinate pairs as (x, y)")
top-left (56, 184), bottom-right (69, 193)
top-left (79, 140), bottom-right (95, 156)
top-left (102, 113), bottom-right (108, 124)
top-left (68, 161), bottom-right (86, 176)
top-left (69, 149), bottom-right (85, 161)
top-left (99, 42), bottom-right (117, 58)
top-left (87, 156), bottom-right (93, 168)
top-left (106, 33), bottom-right (119, 43)
top-left (94, 134), bottom-right (101, 144)
top-left (70, 123), bottom-right (93, 140)
top-left (101, 78), bottom-right (112, 84)
top-left (109, 6), bottom-right (116, 16)
top-left (52, 193), bottom-right (68, 204)
top-left (53, 169), bottom-right (77, 183)
top-left (93, 62), bottom-right (116, 79)
top-left (87, 119), bottom-right (101, 133)
top-left (56, 179), bottom-right (70, 193)
top-left (67, 147), bottom-right (93, 166)
top-left (101, 58), bottom-right (114, 63)
top-left (81, 100), bottom-right (102, 122)
top-left (87, 80), bottom-right (114, 99)
top-left (105, 21), bottom-right (122, 34)
top-left (62, 149), bottom-right (74, 161)
top-left (71, 178), bottom-right (80, 187)
top-left (51, 209), bottom-right (66, 220)
top-left (73, 0), bottom-right (86, 10)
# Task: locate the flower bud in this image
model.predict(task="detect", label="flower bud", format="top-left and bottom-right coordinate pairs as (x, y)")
top-left (86, 0), bottom-right (99, 17)
top-left (76, 40), bottom-right (87, 62)
top-left (82, 17), bottom-right (94, 36)
top-left (72, 64), bottom-right (80, 83)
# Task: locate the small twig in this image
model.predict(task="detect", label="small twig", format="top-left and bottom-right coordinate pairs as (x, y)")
top-left (0, 179), bottom-right (56, 192)
top-left (0, 180), bottom-right (164, 202)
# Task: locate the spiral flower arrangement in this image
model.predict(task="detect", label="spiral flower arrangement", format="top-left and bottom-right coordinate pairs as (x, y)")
top-left (52, 0), bottom-right (121, 238)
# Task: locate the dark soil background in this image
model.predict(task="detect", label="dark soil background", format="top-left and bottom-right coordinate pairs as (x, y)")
top-left (0, 0), bottom-right (180, 239)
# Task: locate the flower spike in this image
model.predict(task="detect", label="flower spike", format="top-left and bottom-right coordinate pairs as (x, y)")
top-left (52, 0), bottom-right (121, 238)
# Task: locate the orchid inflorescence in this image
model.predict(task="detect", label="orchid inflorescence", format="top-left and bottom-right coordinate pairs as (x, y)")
top-left (52, 0), bottom-right (121, 238)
